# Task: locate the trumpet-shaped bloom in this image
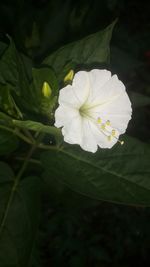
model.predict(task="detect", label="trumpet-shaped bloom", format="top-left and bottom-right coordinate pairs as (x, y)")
top-left (54, 69), bottom-right (132, 153)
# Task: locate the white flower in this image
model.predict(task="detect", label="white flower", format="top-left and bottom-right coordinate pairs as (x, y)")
top-left (54, 69), bottom-right (132, 153)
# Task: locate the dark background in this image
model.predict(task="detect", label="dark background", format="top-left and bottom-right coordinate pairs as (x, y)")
top-left (0, 0), bottom-right (150, 266)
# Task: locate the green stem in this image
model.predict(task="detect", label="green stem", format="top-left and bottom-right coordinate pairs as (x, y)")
top-left (0, 144), bottom-right (36, 237)
top-left (15, 157), bottom-right (41, 166)
top-left (0, 125), bottom-right (32, 144)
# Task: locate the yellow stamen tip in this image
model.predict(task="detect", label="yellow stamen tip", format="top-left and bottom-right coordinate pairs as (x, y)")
top-left (106, 120), bottom-right (110, 125)
top-left (97, 117), bottom-right (101, 124)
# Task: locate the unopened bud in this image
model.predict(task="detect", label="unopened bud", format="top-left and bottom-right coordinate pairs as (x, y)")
top-left (64, 70), bottom-right (74, 84)
top-left (42, 82), bottom-right (52, 98)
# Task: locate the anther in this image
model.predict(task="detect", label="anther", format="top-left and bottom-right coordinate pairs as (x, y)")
top-left (106, 120), bottom-right (110, 126)
top-left (97, 117), bottom-right (101, 124)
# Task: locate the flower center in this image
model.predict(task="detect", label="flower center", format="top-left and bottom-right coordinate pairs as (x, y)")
top-left (79, 104), bottom-right (92, 118)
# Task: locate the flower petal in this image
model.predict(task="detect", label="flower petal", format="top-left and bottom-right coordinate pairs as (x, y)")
top-left (58, 84), bottom-right (80, 108)
top-left (54, 105), bottom-right (79, 128)
top-left (90, 74), bottom-right (125, 106)
top-left (80, 118), bottom-right (98, 153)
top-left (87, 69), bottom-right (111, 103)
top-left (62, 115), bottom-right (82, 145)
top-left (72, 71), bottom-right (90, 106)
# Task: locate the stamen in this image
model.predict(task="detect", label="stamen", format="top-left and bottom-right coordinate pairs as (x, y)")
top-left (97, 117), bottom-right (101, 124)
top-left (96, 117), bottom-right (124, 146)
top-left (106, 120), bottom-right (110, 126)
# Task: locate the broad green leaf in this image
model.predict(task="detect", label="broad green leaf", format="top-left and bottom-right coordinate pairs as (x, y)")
top-left (44, 20), bottom-right (117, 78)
top-left (41, 135), bottom-right (150, 206)
top-left (129, 91), bottom-right (150, 108)
top-left (0, 176), bottom-right (41, 267)
top-left (12, 119), bottom-right (61, 137)
top-left (43, 172), bottom-right (98, 210)
top-left (0, 130), bottom-right (19, 155)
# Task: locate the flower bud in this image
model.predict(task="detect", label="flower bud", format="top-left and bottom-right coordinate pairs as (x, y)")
top-left (42, 82), bottom-right (52, 98)
top-left (64, 70), bottom-right (74, 84)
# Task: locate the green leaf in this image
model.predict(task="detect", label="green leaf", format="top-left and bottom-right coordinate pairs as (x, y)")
top-left (12, 119), bottom-right (61, 137)
top-left (129, 91), bottom-right (150, 108)
top-left (44, 20), bottom-right (117, 78)
top-left (0, 130), bottom-right (19, 155)
top-left (0, 176), bottom-right (41, 267)
top-left (41, 135), bottom-right (150, 206)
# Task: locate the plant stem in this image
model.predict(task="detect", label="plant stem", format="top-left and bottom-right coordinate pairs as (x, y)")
top-left (0, 124), bottom-right (32, 144)
top-left (15, 157), bottom-right (41, 166)
top-left (0, 143), bottom-right (37, 237)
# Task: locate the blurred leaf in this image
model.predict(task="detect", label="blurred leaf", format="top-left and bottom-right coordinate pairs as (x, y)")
top-left (25, 21), bottom-right (40, 50)
top-left (0, 84), bottom-right (22, 118)
top-left (0, 130), bottom-right (19, 155)
top-left (0, 39), bottom-right (34, 118)
top-left (41, 135), bottom-right (150, 206)
top-left (0, 39), bottom-right (28, 95)
top-left (44, 20), bottom-right (117, 79)
top-left (0, 162), bottom-right (14, 183)
top-left (0, 42), bottom-right (7, 57)
top-left (0, 175), bottom-right (41, 267)
top-left (129, 91), bottom-right (150, 108)
top-left (111, 46), bottom-right (141, 74)
top-left (0, 111), bottom-right (13, 125)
